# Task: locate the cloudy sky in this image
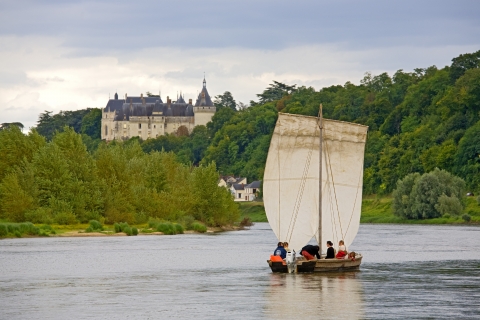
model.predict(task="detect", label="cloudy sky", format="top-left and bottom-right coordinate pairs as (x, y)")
top-left (1, 0), bottom-right (479, 129)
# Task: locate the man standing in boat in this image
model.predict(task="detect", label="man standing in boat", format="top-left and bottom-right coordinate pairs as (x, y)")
top-left (300, 245), bottom-right (321, 260)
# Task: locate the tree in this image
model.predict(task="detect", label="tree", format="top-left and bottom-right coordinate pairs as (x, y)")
top-left (254, 81), bottom-right (297, 104)
top-left (0, 122), bottom-right (24, 130)
top-left (450, 50), bottom-right (480, 82)
top-left (214, 91), bottom-right (237, 111)
top-left (81, 108), bottom-right (102, 140)
top-left (392, 169), bottom-right (465, 219)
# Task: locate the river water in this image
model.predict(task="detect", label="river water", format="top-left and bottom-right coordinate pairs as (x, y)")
top-left (1, 223), bottom-right (479, 319)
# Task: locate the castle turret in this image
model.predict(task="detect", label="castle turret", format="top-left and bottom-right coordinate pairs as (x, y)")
top-left (194, 77), bottom-right (216, 126)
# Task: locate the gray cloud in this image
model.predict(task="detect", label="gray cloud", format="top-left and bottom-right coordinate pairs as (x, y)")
top-left (1, 0), bottom-right (479, 54)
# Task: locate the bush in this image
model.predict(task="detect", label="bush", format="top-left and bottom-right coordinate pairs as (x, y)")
top-left (462, 214), bottom-right (471, 222)
top-left (191, 222), bottom-right (207, 233)
top-left (477, 195), bottom-right (480, 205)
top-left (183, 215), bottom-right (195, 230)
top-left (174, 224), bottom-right (184, 234)
top-left (54, 212), bottom-right (78, 225)
top-left (24, 208), bottom-right (54, 224)
top-left (88, 220), bottom-right (103, 232)
top-left (123, 226), bottom-right (132, 236)
top-left (14, 230), bottom-right (21, 237)
top-left (19, 222), bottom-right (39, 235)
top-left (113, 222), bottom-right (137, 236)
top-left (156, 222), bottom-right (176, 235)
top-left (239, 217), bottom-right (254, 228)
top-left (0, 224), bottom-right (7, 236)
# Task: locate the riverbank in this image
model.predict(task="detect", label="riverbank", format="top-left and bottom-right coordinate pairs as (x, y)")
top-left (0, 222), bottom-right (241, 239)
top-left (238, 197), bottom-right (480, 224)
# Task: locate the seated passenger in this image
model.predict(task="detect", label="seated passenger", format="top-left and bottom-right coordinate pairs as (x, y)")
top-left (283, 242), bottom-right (290, 252)
top-left (273, 242), bottom-right (287, 259)
top-left (335, 240), bottom-right (347, 259)
top-left (325, 241), bottom-right (335, 259)
top-left (300, 245), bottom-right (320, 260)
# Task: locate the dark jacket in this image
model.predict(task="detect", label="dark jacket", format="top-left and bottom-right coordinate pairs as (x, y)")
top-left (301, 245), bottom-right (320, 259)
top-left (274, 246), bottom-right (287, 259)
top-left (326, 246), bottom-right (335, 259)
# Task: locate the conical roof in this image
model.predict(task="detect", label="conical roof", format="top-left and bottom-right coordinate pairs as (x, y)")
top-left (195, 77), bottom-right (214, 106)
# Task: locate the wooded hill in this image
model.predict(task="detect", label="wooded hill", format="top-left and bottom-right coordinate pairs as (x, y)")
top-left (28, 50), bottom-right (480, 195)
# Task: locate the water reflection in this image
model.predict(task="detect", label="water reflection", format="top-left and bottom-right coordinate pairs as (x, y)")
top-left (265, 272), bottom-right (364, 319)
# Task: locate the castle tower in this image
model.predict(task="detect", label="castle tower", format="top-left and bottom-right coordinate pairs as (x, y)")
top-left (193, 77), bottom-right (216, 126)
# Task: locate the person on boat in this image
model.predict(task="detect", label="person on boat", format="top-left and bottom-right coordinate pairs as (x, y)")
top-left (335, 240), bottom-right (348, 259)
top-left (273, 242), bottom-right (287, 259)
top-left (325, 241), bottom-right (335, 259)
top-left (283, 242), bottom-right (290, 252)
top-left (300, 245), bottom-right (320, 260)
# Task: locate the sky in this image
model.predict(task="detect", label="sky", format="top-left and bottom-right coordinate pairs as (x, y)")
top-left (1, 0), bottom-right (479, 130)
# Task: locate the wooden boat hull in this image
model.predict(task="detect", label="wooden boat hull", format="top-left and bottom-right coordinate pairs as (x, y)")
top-left (267, 254), bottom-right (362, 273)
top-left (314, 255), bottom-right (362, 272)
top-left (267, 260), bottom-right (316, 273)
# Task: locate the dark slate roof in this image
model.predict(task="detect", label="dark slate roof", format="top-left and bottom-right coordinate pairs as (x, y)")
top-left (232, 183), bottom-right (245, 191)
top-left (176, 93), bottom-right (186, 104)
top-left (246, 181), bottom-right (261, 189)
top-left (195, 78), bottom-right (214, 107)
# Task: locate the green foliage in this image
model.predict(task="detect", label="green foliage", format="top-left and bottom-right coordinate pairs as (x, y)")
top-left (450, 50), bottom-right (480, 82)
top-left (0, 222), bottom-right (39, 237)
top-left (253, 81), bottom-right (297, 105)
top-left (191, 222), bottom-right (207, 233)
top-left (113, 222), bottom-right (136, 235)
top-left (156, 222), bottom-right (176, 235)
top-left (462, 214), bottom-right (471, 222)
top-left (214, 91), bottom-right (237, 111)
top-left (477, 196), bottom-right (480, 206)
top-left (0, 224), bottom-right (8, 236)
top-left (392, 169), bottom-right (465, 219)
top-left (86, 220), bottom-right (103, 232)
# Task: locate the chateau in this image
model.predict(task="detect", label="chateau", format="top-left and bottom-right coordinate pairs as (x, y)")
top-left (101, 78), bottom-right (216, 141)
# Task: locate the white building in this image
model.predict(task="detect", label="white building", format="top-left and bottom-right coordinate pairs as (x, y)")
top-left (230, 180), bottom-right (262, 202)
top-left (101, 78), bottom-right (215, 141)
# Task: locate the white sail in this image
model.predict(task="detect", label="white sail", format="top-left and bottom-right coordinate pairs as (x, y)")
top-left (263, 113), bottom-right (368, 252)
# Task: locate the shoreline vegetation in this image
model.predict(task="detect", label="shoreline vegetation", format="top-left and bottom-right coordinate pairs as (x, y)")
top-left (0, 220), bottom-right (245, 239)
top-left (238, 198), bottom-right (480, 225)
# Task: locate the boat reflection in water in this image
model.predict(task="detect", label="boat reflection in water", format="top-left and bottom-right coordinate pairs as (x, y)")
top-left (264, 271), bottom-right (364, 319)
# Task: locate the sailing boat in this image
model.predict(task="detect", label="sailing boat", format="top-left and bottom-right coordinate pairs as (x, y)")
top-left (265, 105), bottom-right (368, 272)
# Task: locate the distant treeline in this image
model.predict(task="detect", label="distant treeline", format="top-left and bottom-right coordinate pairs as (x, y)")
top-left (19, 50), bottom-right (480, 197)
top-left (0, 127), bottom-right (238, 225)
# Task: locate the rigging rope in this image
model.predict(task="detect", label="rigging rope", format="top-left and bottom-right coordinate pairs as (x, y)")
top-left (324, 138), bottom-right (345, 241)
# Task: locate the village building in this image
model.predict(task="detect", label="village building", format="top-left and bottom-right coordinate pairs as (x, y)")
top-left (101, 78), bottom-right (216, 141)
top-left (218, 176), bottom-right (261, 202)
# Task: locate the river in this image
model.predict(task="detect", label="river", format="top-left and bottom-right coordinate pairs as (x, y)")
top-left (1, 223), bottom-right (479, 319)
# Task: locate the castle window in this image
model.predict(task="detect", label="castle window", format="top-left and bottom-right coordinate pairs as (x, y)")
top-left (104, 125), bottom-right (108, 136)
top-left (123, 124), bottom-right (127, 129)
top-left (138, 123), bottom-right (142, 129)
top-left (154, 125), bottom-right (156, 129)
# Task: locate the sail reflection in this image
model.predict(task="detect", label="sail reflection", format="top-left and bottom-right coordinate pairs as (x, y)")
top-left (264, 272), bottom-right (365, 319)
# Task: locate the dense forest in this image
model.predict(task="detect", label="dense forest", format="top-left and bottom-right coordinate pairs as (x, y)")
top-left (1, 50), bottom-right (479, 225)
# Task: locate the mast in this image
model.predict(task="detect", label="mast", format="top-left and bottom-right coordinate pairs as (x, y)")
top-left (318, 104), bottom-right (323, 254)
